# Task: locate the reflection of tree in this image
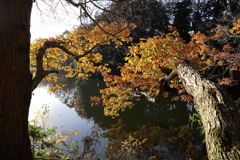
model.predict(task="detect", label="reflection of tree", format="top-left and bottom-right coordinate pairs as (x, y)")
top-left (75, 79), bottom-right (206, 158)
top-left (52, 77), bottom-right (88, 119)
top-left (76, 78), bottom-right (119, 128)
top-left (75, 125), bottom-right (101, 160)
top-left (76, 79), bottom-right (198, 131)
top-left (42, 78), bottom-right (206, 158)
top-left (168, 125), bottom-right (208, 160)
top-left (102, 119), bottom-right (168, 159)
top-left (102, 119), bottom-right (207, 159)
top-left (55, 88), bottom-right (78, 108)
top-left (47, 77), bottom-right (197, 133)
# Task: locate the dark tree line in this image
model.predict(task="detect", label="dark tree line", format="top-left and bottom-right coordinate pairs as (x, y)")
top-left (95, 0), bottom-right (239, 42)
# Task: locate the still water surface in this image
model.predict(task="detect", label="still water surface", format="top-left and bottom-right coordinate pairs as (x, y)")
top-left (29, 78), bottom-right (205, 159)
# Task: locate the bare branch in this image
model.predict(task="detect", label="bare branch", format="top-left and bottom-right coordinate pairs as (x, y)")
top-left (89, 0), bottom-right (123, 19)
top-left (74, 125), bottom-right (101, 160)
top-left (65, 0), bottom-right (128, 37)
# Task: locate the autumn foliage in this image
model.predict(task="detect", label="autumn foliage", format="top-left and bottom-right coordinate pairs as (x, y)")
top-left (99, 22), bottom-right (240, 116)
top-left (30, 20), bottom-right (240, 117)
top-left (30, 22), bottom-right (135, 91)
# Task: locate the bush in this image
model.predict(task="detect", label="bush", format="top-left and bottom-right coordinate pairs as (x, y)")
top-left (28, 104), bottom-right (79, 159)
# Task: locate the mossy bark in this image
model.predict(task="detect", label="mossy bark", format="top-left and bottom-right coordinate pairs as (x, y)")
top-left (177, 62), bottom-right (240, 160)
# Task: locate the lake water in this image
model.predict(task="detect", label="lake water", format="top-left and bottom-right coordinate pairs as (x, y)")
top-left (29, 78), bottom-right (206, 159)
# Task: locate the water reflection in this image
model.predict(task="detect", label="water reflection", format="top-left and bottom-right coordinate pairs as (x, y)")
top-left (32, 78), bottom-right (206, 159)
top-left (102, 120), bottom-right (207, 159)
top-left (71, 79), bottom-right (194, 131)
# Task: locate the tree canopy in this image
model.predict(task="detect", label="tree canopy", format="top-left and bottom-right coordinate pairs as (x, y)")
top-left (30, 21), bottom-right (135, 92)
top-left (1, 0), bottom-right (240, 159)
top-left (30, 2), bottom-right (240, 126)
top-left (96, 23), bottom-right (240, 116)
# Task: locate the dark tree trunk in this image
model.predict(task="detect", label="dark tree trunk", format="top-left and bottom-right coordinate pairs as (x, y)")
top-left (0, 1), bottom-right (33, 159)
top-left (177, 63), bottom-right (240, 160)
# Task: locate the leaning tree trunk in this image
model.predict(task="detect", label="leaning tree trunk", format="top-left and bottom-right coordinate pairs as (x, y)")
top-left (177, 62), bottom-right (240, 160)
top-left (0, 1), bottom-right (33, 159)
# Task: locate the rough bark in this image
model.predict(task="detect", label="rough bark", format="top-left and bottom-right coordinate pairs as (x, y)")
top-left (0, 0), bottom-right (33, 159)
top-left (177, 62), bottom-right (240, 160)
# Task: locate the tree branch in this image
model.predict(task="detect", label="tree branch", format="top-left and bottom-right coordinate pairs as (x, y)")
top-left (65, 0), bottom-right (128, 37)
top-left (31, 40), bottom-right (99, 92)
top-left (31, 70), bottom-right (59, 93)
top-left (132, 70), bottom-right (178, 103)
top-left (89, 0), bottom-right (123, 19)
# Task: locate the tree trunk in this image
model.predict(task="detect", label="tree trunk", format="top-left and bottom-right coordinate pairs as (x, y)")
top-left (0, 1), bottom-right (33, 159)
top-left (177, 62), bottom-right (240, 160)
